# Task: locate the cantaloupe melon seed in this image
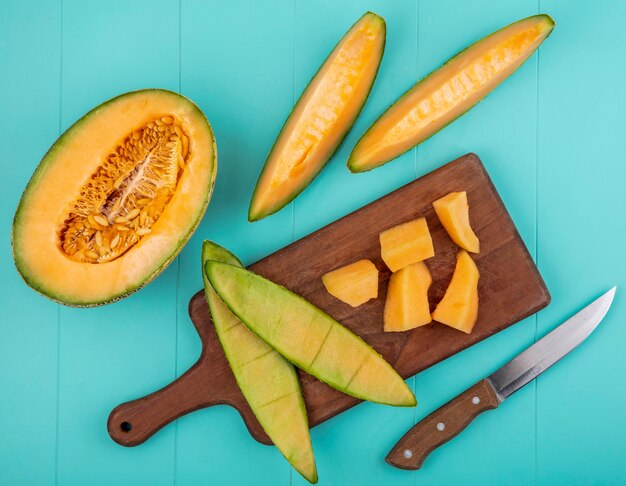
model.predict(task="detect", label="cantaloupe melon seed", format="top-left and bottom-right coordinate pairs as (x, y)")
top-left (59, 116), bottom-right (190, 264)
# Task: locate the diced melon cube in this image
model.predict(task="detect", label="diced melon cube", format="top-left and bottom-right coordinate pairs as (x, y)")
top-left (379, 217), bottom-right (434, 272)
top-left (432, 191), bottom-right (480, 253)
top-left (432, 250), bottom-right (480, 333)
top-left (384, 262), bottom-right (432, 332)
top-left (322, 259), bottom-right (379, 307)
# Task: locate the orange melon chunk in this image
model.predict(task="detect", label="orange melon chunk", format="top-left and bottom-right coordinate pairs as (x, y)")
top-left (379, 217), bottom-right (434, 272)
top-left (384, 262), bottom-right (432, 332)
top-left (432, 251), bottom-right (480, 334)
top-left (433, 191), bottom-right (480, 253)
top-left (322, 259), bottom-right (378, 307)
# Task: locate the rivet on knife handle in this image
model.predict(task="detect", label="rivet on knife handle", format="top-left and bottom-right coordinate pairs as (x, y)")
top-left (385, 378), bottom-right (500, 470)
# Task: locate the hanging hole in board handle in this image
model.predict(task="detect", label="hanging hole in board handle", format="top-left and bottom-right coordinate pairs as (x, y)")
top-left (120, 421), bottom-right (133, 433)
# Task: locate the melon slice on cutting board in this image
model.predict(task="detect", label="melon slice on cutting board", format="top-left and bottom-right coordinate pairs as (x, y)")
top-left (433, 191), bottom-right (480, 253)
top-left (202, 241), bottom-right (317, 484)
top-left (380, 217), bottom-right (434, 272)
top-left (205, 261), bottom-right (416, 407)
top-left (384, 262), bottom-right (432, 332)
top-left (322, 259), bottom-right (379, 307)
top-left (432, 250), bottom-right (480, 333)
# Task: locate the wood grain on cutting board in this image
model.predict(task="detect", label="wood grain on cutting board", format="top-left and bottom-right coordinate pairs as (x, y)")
top-left (108, 153), bottom-right (549, 447)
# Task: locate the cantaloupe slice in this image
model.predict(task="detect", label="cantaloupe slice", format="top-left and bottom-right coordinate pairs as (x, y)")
top-left (205, 261), bottom-right (416, 407)
top-left (384, 262), bottom-right (432, 332)
top-left (322, 259), bottom-right (378, 307)
top-left (433, 191), bottom-right (480, 253)
top-left (380, 217), bottom-right (434, 272)
top-left (348, 14), bottom-right (555, 172)
top-left (249, 12), bottom-right (386, 221)
top-left (201, 242), bottom-right (317, 484)
top-left (432, 250), bottom-right (480, 334)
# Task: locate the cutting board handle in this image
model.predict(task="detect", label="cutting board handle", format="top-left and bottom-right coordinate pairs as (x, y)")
top-left (108, 364), bottom-right (212, 447)
top-left (108, 293), bottom-right (273, 447)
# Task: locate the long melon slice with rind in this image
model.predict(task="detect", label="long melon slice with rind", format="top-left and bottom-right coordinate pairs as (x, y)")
top-left (201, 242), bottom-right (317, 484)
top-left (204, 261), bottom-right (416, 407)
top-left (348, 14), bottom-right (555, 172)
top-left (249, 11), bottom-right (386, 221)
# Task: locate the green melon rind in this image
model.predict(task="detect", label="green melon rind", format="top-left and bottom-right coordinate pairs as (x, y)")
top-left (201, 241), bottom-right (317, 484)
top-left (11, 89), bottom-right (217, 307)
top-left (204, 260), bottom-right (416, 407)
top-left (347, 14), bottom-right (555, 173)
top-left (248, 11), bottom-right (386, 221)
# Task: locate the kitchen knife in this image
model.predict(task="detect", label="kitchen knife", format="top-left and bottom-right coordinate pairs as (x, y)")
top-left (386, 287), bottom-right (616, 470)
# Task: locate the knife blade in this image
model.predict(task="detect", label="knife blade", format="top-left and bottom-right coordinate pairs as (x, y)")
top-left (386, 287), bottom-right (616, 470)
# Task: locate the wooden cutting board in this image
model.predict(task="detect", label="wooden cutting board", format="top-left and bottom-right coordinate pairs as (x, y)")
top-left (108, 153), bottom-right (550, 447)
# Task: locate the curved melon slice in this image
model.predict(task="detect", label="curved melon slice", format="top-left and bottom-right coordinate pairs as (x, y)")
top-left (433, 191), bottom-right (480, 253)
top-left (348, 14), bottom-right (555, 172)
top-left (12, 89), bottom-right (217, 306)
top-left (201, 242), bottom-right (316, 484)
top-left (205, 261), bottom-right (416, 407)
top-left (432, 251), bottom-right (480, 334)
top-left (249, 11), bottom-right (386, 221)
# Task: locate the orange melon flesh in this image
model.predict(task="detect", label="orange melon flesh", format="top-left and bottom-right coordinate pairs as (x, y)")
top-left (380, 217), bottom-right (434, 272)
top-left (249, 12), bottom-right (386, 221)
top-left (322, 259), bottom-right (378, 307)
top-left (433, 191), bottom-right (480, 253)
top-left (432, 251), bottom-right (480, 334)
top-left (12, 90), bottom-right (216, 306)
top-left (348, 14), bottom-right (555, 172)
top-left (384, 262), bottom-right (432, 332)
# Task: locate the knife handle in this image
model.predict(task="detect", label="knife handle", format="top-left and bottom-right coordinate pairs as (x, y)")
top-left (386, 378), bottom-right (500, 470)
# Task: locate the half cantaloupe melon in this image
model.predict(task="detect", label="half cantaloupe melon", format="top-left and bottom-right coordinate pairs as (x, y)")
top-left (348, 14), bottom-right (555, 172)
top-left (248, 12), bottom-right (386, 221)
top-left (201, 242), bottom-right (316, 484)
top-left (12, 89), bottom-right (217, 306)
top-left (205, 261), bottom-right (416, 407)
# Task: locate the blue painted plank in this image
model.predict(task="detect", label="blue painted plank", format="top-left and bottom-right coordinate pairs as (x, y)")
top-left (292, 0), bottom-right (419, 238)
top-left (179, 0), bottom-right (296, 265)
top-left (176, 0), bottom-right (295, 484)
top-left (536, 1), bottom-right (626, 484)
top-left (290, 1), bottom-right (417, 485)
top-left (55, 1), bottom-right (181, 485)
top-left (409, 1), bottom-right (542, 484)
top-left (3, 0), bottom-right (626, 484)
top-left (0, 1), bottom-right (61, 484)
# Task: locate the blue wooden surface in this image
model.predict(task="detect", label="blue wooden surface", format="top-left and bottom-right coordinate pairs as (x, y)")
top-left (1, 0), bottom-right (625, 484)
